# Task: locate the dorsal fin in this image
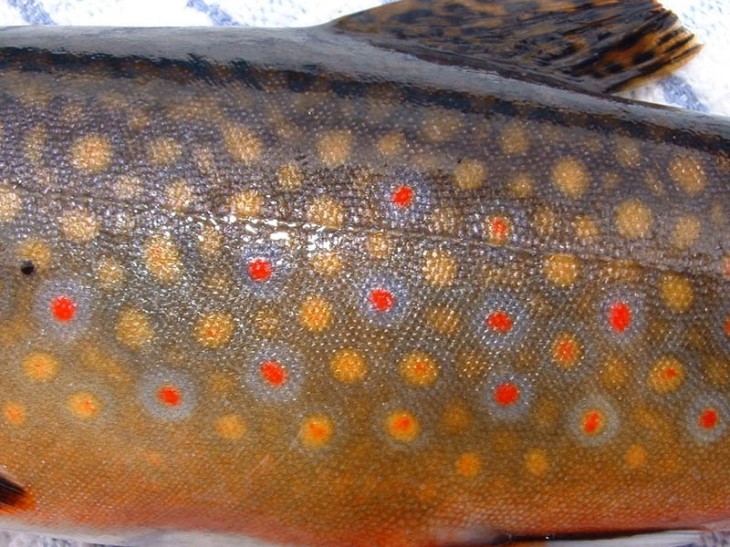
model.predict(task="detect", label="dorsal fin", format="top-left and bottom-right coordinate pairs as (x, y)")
top-left (330, 0), bottom-right (701, 93)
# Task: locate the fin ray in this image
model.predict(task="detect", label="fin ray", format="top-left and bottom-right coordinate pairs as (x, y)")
top-left (0, 467), bottom-right (33, 511)
top-left (331, 0), bottom-right (701, 93)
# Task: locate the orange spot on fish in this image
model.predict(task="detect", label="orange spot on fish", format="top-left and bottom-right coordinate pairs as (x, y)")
top-left (608, 301), bottom-right (631, 333)
top-left (555, 338), bottom-right (576, 363)
top-left (260, 360), bottom-right (287, 387)
top-left (369, 288), bottom-right (395, 313)
top-left (391, 185), bottom-right (414, 208)
top-left (50, 295), bottom-right (77, 322)
top-left (157, 385), bottom-right (182, 407)
top-left (494, 382), bottom-right (520, 406)
top-left (386, 410), bottom-right (420, 443)
top-left (699, 408), bottom-right (719, 430)
top-left (247, 258), bottom-right (273, 282)
top-left (486, 310), bottom-right (513, 333)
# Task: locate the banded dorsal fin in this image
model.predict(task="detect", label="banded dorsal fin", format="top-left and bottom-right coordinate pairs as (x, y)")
top-left (331, 0), bottom-right (701, 93)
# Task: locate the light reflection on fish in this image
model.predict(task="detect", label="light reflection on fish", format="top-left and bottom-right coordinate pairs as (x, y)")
top-left (0, 0), bottom-right (728, 545)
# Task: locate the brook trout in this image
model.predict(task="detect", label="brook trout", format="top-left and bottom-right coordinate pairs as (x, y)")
top-left (0, 0), bottom-right (727, 545)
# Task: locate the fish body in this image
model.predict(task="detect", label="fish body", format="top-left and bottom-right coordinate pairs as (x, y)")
top-left (0, 1), bottom-right (727, 545)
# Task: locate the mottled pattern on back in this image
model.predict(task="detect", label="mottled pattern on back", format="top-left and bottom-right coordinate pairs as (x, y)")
top-left (0, 32), bottom-right (727, 546)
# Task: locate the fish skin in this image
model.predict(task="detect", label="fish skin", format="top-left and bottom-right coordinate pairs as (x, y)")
top-left (0, 2), bottom-right (727, 546)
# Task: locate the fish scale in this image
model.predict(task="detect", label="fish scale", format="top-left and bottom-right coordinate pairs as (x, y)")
top-left (0, 0), bottom-right (728, 545)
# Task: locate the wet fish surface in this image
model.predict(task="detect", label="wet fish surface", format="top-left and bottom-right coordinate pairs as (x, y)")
top-left (0, 0), bottom-right (728, 545)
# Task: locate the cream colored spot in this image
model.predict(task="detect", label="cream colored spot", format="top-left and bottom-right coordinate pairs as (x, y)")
top-left (658, 273), bottom-right (694, 313)
top-left (143, 233), bottom-right (182, 284)
top-left (300, 296), bottom-right (333, 332)
top-left (0, 187), bottom-right (22, 223)
top-left (429, 207), bottom-right (460, 235)
top-left (615, 198), bottom-right (652, 239)
top-left (376, 132), bottom-right (405, 156)
top-left (198, 225), bottom-right (223, 257)
top-left (573, 215), bottom-right (599, 243)
top-left (615, 137), bottom-right (641, 168)
top-left (421, 109), bottom-right (461, 142)
top-left (454, 158), bottom-right (486, 190)
top-left (311, 250), bottom-right (344, 277)
top-left (423, 249), bottom-right (458, 288)
top-left (331, 348), bottom-right (368, 384)
top-left (17, 239), bottom-right (52, 270)
top-left (96, 256), bottom-right (125, 289)
top-left (533, 206), bottom-right (557, 239)
top-left (525, 449), bottom-right (549, 477)
top-left (427, 305), bottom-right (461, 336)
top-left (499, 122), bottom-right (529, 155)
top-left (299, 414), bottom-right (334, 449)
top-left (165, 180), bottom-right (194, 213)
top-left (215, 414), bottom-right (246, 440)
top-left (148, 137), bottom-right (182, 166)
top-left (440, 402), bottom-right (471, 433)
top-left (672, 215), bottom-right (701, 249)
top-left (543, 253), bottom-right (580, 287)
top-left (223, 125), bottom-right (262, 164)
top-left (508, 173), bottom-right (534, 198)
top-left (277, 163), bottom-right (303, 191)
top-left (23, 351), bottom-right (59, 382)
top-left (195, 312), bottom-right (235, 348)
top-left (601, 357), bottom-right (630, 389)
top-left (253, 307), bottom-right (280, 338)
top-left (316, 130), bottom-right (352, 167)
top-left (24, 125), bottom-right (46, 165)
top-left (70, 134), bottom-right (112, 172)
top-left (113, 175), bottom-right (143, 200)
top-left (307, 196), bottom-right (345, 229)
top-left (116, 308), bottom-right (154, 349)
top-left (2, 401), bottom-right (26, 426)
top-left (60, 209), bottom-right (99, 243)
top-left (230, 189), bottom-right (263, 219)
top-left (67, 391), bottom-right (102, 420)
top-left (625, 444), bottom-right (647, 469)
top-left (669, 154), bottom-right (707, 196)
top-left (366, 232), bottom-right (393, 260)
top-left (552, 157), bottom-right (589, 199)
top-left (399, 351), bottom-right (439, 387)
top-left (647, 356), bottom-right (685, 394)
top-left (455, 452), bottom-right (482, 478)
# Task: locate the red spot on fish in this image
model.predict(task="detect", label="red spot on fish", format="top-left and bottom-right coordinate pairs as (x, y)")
top-left (608, 301), bottom-right (632, 333)
top-left (260, 360), bottom-right (287, 388)
top-left (391, 185), bottom-right (414, 208)
top-left (582, 410), bottom-right (604, 435)
top-left (724, 317), bottom-right (730, 337)
top-left (248, 258), bottom-right (273, 282)
top-left (50, 295), bottom-right (77, 322)
top-left (486, 310), bottom-right (513, 334)
top-left (699, 408), bottom-right (719, 430)
top-left (369, 288), bottom-right (396, 313)
top-left (494, 382), bottom-right (520, 406)
top-left (488, 216), bottom-right (511, 244)
top-left (157, 385), bottom-right (182, 407)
